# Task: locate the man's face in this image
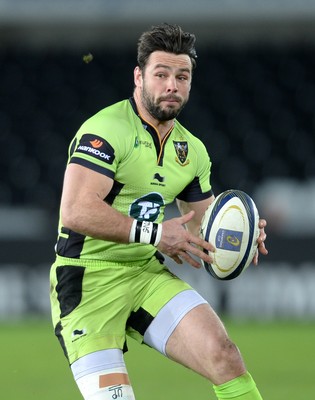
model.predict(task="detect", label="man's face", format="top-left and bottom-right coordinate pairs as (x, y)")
top-left (138, 51), bottom-right (192, 121)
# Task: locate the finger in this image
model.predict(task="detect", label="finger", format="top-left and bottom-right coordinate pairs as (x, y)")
top-left (190, 245), bottom-right (214, 264)
top-left (252, 249), bottom-right (259, 266)
top-left (257, 231), bottom-right (267, 245)
top-left (259, 219), bottom-right (267, 228)
top-left (258, 241), bottom-right (268, 255)
top-left (179, 251), bottom-right (202, 269)
top-left (170, 255), bottom-right (183, 265)
top-left (191, 235), bottom-right (216, 253)
top-left (181, 240), bottom-right (214, 266)
top-left (177, 210), bottom-right (195, 226)
top-left (252, 243), bottom-right (268, 266)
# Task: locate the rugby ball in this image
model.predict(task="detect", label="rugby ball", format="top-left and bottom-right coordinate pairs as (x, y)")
top-left (200, 189), bottom-right (260, 280)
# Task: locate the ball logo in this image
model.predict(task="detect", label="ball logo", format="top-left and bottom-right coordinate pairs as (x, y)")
top-left (226, 235), bottom-right (241, 247)
top-left (216, 228), bottom-right (243, 252)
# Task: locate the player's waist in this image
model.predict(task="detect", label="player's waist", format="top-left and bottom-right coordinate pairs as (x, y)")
top-left (54, 254), bottom-right (150, 269)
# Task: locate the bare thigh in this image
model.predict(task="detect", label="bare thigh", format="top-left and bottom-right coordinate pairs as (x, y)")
top-left (165, 303), bottom-right (246, 385)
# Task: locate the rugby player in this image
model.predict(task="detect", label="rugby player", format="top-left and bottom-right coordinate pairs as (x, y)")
top-left (50, 23), bottom-right (267, 400)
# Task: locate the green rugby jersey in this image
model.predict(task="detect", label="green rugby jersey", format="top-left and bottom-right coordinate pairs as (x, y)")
top-left (56, 98), bottom-right (213, 262)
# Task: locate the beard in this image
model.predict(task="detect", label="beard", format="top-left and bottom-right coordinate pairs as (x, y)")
top-left (141, 84), bottom-right (188, 121)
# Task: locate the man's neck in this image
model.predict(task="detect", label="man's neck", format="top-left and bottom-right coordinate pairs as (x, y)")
top-left (133, 92), bottom-right (174, 140)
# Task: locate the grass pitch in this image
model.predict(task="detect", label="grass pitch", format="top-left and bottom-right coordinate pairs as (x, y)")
top-left (1, 318), bottom-right (314, 399)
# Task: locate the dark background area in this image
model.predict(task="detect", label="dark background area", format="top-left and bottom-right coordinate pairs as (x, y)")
top-left (1, 44), bottom-right (315, 207)
top-left (1, 44), bottom-right (314, 263)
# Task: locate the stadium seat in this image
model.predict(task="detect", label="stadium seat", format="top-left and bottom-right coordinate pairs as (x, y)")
top-left (1, 45), bottom-right (315, 208)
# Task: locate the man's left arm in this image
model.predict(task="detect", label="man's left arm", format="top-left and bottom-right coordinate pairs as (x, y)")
top-left (177, 196), bottom-right (268, 264)
top-left (176, 196), bottom-right (215, 237)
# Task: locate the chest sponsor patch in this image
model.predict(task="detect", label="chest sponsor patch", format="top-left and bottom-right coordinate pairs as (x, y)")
top-left (129, 192), bottom-right (164, 221)
top-left (75, 134), bottom-right (115, 164)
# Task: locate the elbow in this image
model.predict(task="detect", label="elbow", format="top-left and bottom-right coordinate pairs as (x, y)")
top-left (61, 214), bottom-right (75, 231)
top-left (60, 202), bottom-right (81, 232)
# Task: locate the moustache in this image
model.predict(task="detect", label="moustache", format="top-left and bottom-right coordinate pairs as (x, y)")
top-left (158, 95), bottom-right (182, 102)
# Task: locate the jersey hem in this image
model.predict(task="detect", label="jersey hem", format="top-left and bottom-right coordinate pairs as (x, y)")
top-left (54, 254), bottom-right (156, 269)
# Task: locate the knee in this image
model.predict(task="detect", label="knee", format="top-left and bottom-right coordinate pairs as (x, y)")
top-left (215, 336), bottom-right (242, 364)
top-left (207, 336), bottom-right (245, 381)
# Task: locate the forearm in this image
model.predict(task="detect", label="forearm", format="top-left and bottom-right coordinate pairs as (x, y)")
top-left (176, 197), bottom-right (214, 236)
top-left (61, 193), bottom-right (133, 243)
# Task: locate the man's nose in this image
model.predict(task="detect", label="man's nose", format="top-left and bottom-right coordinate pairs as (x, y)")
top-left (166, 77), bottom-right (178, 92)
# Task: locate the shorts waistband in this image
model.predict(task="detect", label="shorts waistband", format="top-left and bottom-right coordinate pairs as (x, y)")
top-left (54, 255), bottom-right (151, 269)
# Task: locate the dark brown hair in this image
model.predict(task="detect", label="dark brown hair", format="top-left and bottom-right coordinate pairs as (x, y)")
top-left (137, 23), bottom-right (197, 71)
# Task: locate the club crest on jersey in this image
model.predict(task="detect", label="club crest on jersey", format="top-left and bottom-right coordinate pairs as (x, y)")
top-left (173, 141), bottom-right (190, 166)
top-left (76, 134), bottom-right (115, 164)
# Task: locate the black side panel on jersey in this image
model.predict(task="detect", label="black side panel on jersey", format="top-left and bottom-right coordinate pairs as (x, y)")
top-left (177, 176), bottom-right (213, 202)
top-left (56, 265), bottom-right (85, 318)
top-left (56, 227), bottom-right (86, 258)
top-left (105, 180), bottom-right (124, 205)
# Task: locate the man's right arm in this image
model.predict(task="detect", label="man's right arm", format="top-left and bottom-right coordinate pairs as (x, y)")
top-left (60, 163), bottom-right (133, 243)
top-left (60, 163), bottom-right (215, 268)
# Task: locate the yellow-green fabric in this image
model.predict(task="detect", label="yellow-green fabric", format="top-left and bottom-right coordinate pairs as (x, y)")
top-left (213, 372), bottom-right (263, 400)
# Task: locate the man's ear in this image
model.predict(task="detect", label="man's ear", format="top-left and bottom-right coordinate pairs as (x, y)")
top-left (134, 66), bottom-right (143, 87)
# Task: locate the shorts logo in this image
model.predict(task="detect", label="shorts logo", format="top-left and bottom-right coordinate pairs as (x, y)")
top-left (72, 328), bottom-right (87, 341)
top-left (76, 134), bottom-right (115, 164)
top-left (173, 141), bottom-right (190, 166)
top-left (129, 193), bottom-right (164, 221)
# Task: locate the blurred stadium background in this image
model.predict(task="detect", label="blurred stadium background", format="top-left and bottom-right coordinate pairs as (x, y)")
top-left (0, 1), bottom-right (315, 398)
top-left (1, 0), bottom-right (314, 320)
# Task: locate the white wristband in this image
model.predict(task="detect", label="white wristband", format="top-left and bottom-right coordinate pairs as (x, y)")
top-left (129, 220), bottom-right (162, 246)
